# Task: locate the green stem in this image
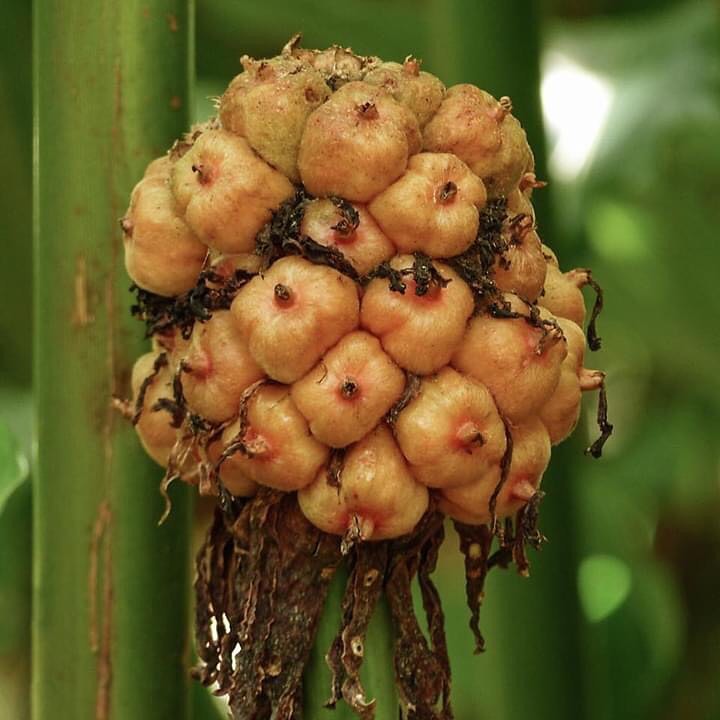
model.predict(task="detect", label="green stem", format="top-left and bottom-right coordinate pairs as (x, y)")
top-left (304, 569), bottom-right (398, 718)
top-left (33, 2), bottom-right (195, 719)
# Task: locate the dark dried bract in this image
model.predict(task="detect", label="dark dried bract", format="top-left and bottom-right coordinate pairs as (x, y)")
top-left (453, 522), bottom-right (493, 653)
top-left (130, 266), bottom-right (255, 340)
top-left (585, 377), bottom-right (613, 458)
top-left (410, 252), bottom-right (451, 297)
top-left (194, 493), bottom-right (344, 720)
top-left (584, 271), bottom-right (604, 351)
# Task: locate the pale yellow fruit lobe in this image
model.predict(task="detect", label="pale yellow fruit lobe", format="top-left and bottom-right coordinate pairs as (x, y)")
top-left (171, 129), bottom-right (294, 253)
top-left (219, 56), bottom-right (330, 182)
top-left (298, 424), bottom-right (428, 540)
top-left (231, 256), bottom-right (360, 383)
top-left (206, 438), bottom-right (258, 498)
top-left (440, 417), bottom-right (551, 524)
top-left (423, 85), bottom-right (532, 197)
top-left (218, 384), bottom-right (329, 491)
top-left (361, 255), bottom-right (474, 375)
top-left (298, 81), bottom-right (421, 202)
top-left (180, 311), bottom-right (265, 423)
top-left (452, 293), bottom-right (567, 421)
top-left (364, 60), bottom-right (446, 128)
top-left (539, 265), bottom-right (588, 326)
top-left (123, 157), bottom-right (207, 297)
top-left (394, 367), bottom-right (506, 489)
top-left (368, 152), bottom-right (487, 258)
top-left (291, 330), bottom-right (406, 447)
top-left (131, 352), bottom-right (179, 468)
top-left (492, 217), bottom-right (547, 302)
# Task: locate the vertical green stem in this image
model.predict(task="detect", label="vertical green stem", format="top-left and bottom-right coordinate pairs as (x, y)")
top-left (33, 2), bottom-right (195, 720)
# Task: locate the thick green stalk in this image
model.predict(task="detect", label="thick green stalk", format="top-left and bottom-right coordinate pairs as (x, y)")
top-left (33, 3), bottom-right (195, 719)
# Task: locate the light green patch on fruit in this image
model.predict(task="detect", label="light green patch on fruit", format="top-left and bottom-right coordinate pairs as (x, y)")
top-left (0, 421), bottom-right (28, 519)
top-left (586, 200), bottom-right (651, 262)
top-left (578, 553), bottom-right (632, 623)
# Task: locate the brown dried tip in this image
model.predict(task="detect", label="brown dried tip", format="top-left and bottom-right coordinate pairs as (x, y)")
top-left (357, 100), bottom-right (379, 120)
top-left (436, 180), bottom-right (458, 204)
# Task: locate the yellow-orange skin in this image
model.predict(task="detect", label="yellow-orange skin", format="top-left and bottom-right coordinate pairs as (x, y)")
top-left (539, 318), bottom-right (603, 444)
top-left (368, 152), bottom-right (487, 258)
top-left (298, 424), bottom-right (428, 540)
top-left (492, 223), bottom-right (547, 302)
top-left (298, 81), bottom-right (421, 202)
top-left (452, 293), bottom-right (567, 421)
top-left (180, 311), bottom-right (265, 423)
top-left (123, 157), bottom-right (207, 297)
top-left (364, 60), bottom-right (446, 128)
top-left (218, 384), bottom-right (329, 491)
top-left (394, 368), bottom-right (507, 489)
top-left (506, 187), bottom-right (535, 221)
top-left (423, 85), bottom-right (532, 197)
top-left (300, 199), bottom-right (396, 275)
top-left (219, 57), bottom-right (330, 181)
top-left (231, 256), bottom-right (360, 383)
top-left (540, 264), bottom-right (588, 326)
top-left (291, 331), bottom-right (405, 447)
top-left (131, 352), bottom-right (179, 468)
top-left (360, 256), bottom-right (474, 375)
top-left (171, 129), bottom-right (294, 253)
top-left (439, 417), bottom-right (551, 524)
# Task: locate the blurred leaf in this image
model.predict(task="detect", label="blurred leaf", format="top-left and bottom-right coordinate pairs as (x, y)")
top-left (578, 554), bottom-right (632, 622)
top-left (582, 558), bottom-right (683, 720)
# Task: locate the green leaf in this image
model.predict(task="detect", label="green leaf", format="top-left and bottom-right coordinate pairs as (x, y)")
top-left (0, 421), bottom-right (28, 518)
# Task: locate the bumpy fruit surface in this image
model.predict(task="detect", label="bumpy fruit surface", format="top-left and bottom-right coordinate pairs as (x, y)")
top-left (124, 42), bottom-right (608, 544)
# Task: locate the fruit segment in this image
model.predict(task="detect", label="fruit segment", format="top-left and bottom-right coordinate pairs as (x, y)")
top-left (298, 424), bottom-right (428, 541)
top-left (439, 417), bottom-right (551, 524)
top-left (539, 318), bottom-right (605, 444)
top-left (171, 129), bottom-right (294, 253)
top-left (298, 81), bottom-right (421, 202)
top-left (291, 331), bottom-right (406, 447)
top-left (394, 368), bottom-right (506, 488)
top-left (122, 157), bottom-right (207, 297)
top-left (219, 56), bottom-right (330, 182)
top-left (180, 310), bottom-right (265, 423)
top-left (131, 352), bottom-right (179, 468)
top-left (206, 437), bottom-right (258, 498)
top-left (360, 255), bottom-right (474, 374)
top-left (368, 152), bottom-right (487, 258)
top-left (231, 256), bottom-right (360, 383)
top-left (540, 264), bottom-right (591, 326)
top-left (216, 384), bottom-right (329, 492)
top-left (452, 293), bottom-right (567, 421)
top-left (364, 59), bottom-right (446, 128)
top-left (423, 85), bottom-right (532, 197)
top-left (491, 214), bottom-right (547, 302)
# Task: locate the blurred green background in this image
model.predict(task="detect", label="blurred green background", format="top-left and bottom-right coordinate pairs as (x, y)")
top-left (2, 0), bottom-right (719, 718)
